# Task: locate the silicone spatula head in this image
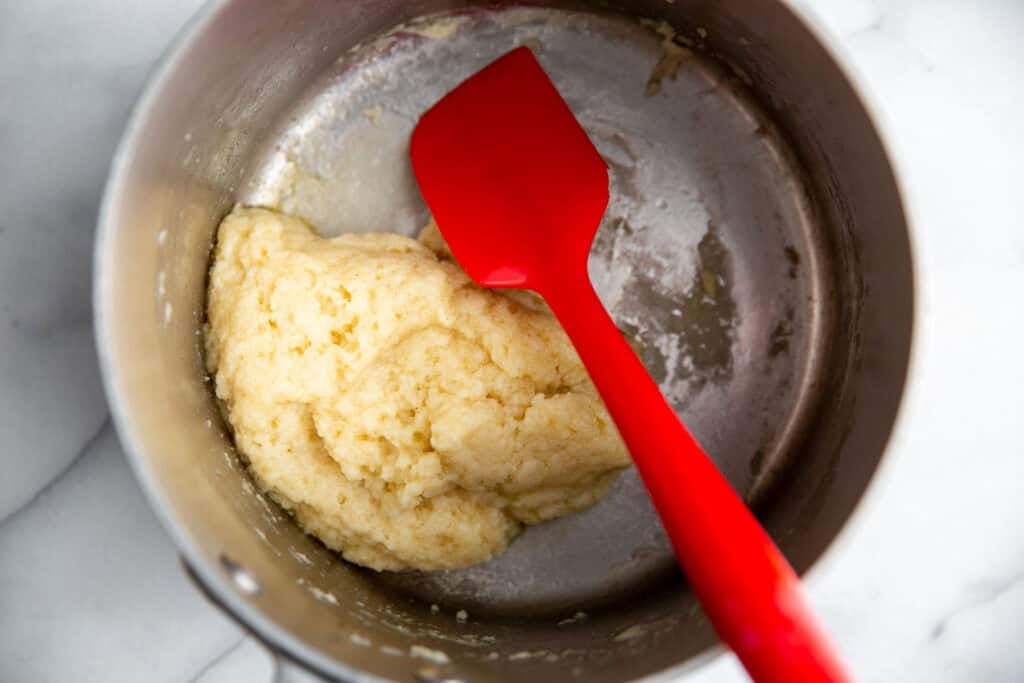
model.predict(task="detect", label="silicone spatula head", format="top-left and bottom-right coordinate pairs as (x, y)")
top-left (410, 47), bottom-right (609, 290)
top-left (410, 46), bottom-right (852, 683)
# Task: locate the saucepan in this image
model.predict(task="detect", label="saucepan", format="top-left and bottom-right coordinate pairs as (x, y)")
top-left (95, 0), bottom-right (914, 680)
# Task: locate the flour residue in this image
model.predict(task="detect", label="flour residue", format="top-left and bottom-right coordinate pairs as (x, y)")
top-left (410, 644), bottom-right (450, 664)
top-left (589, 214), bottom-right (737, 410)
top-left (298, 578), bottom-right (339, 605)
top-left (557, 611), bottom-right (589, 627)
top-left (614, 624), bottom-right (648, 642)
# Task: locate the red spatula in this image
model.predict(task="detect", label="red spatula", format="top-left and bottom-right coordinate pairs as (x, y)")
top-left (410, 47), bottom-right (849, 683)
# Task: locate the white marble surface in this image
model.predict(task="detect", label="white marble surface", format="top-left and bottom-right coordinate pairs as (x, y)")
top-left (1, 0), bottom-right (1022, 681)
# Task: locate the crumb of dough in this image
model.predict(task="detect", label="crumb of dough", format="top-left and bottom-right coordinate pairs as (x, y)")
top-left (205, 207), bottom-right (629, 571)
top-left (405, 15), bottom-right (466, 40)
top-left (362, 104), bottom-right (385, 125)
top-left (642, 19), bottom-right (693, 97)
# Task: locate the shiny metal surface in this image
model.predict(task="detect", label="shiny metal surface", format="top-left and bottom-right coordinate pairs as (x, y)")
top-left (244, 6), bottom-right (828, 618)
top-left (95, 1), bottom-right (914, 681)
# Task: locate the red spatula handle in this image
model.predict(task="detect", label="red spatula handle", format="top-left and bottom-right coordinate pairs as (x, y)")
top-left (541, 272), bottom-right (850, 683)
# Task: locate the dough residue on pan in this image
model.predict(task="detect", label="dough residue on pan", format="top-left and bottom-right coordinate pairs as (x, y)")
top-left (205, 207), bottom-right (629, 571)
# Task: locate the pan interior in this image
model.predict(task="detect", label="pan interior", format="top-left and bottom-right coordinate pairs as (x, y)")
top-left (237, 5), bottom-right (832, 617)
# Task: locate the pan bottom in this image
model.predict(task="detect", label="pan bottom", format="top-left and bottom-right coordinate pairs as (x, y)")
top-left (239, 5), bottom-right (831, 617)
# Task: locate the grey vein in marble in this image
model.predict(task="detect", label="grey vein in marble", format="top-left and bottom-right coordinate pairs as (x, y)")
top-left (187, 636), bottom-right (244, 683)
top-left (930, 569), bottom-right (1024, 641)
top-left (190, 638), bottom-right (275, 683)
top-left (0, 427), bottom-right (243, 683)
top-left (0, 416), bottom-right (109, 530)
top-left (0, 0), bottom-right (208, 520)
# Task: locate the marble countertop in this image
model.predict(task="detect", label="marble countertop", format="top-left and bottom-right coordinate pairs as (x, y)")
top-left (2, 0), bottom-right (1022, 681)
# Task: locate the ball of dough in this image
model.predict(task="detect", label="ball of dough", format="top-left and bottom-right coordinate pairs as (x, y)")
top-left (206, 207), bottom-right (629, 571)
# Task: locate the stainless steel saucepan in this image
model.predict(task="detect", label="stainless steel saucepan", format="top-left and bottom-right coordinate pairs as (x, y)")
top-left (95, 1), bottom-right (914, 681)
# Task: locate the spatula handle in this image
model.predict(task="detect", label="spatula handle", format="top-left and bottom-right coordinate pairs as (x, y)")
top-left (542, 274), bottom-right (851, 683)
